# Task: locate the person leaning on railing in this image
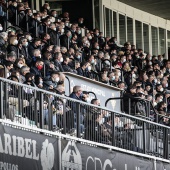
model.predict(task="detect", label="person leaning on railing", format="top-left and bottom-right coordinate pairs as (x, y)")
top-left (123, 84), bottom-right (137, 114)
top-left (68, 85), bottom-right (85, 133)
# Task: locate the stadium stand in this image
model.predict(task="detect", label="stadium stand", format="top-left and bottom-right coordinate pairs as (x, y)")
top-left (0, 0), bottom-right (170, 162)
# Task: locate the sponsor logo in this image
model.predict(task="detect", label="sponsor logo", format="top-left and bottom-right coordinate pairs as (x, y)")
top-left (62, 141), bottom-right (82, 170)
top-left (62, 141), bottom-right (144, 170)
top-left (0, 133), bottom-right (55, 170)
top-left (40, 139), bottom-right (55, 170)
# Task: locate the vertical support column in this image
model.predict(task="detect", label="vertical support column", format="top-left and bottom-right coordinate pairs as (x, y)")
top-left (157, 28), bottom-right (160, 55)
top-left (5, 0), bottom-right (9, 30)
top-left (30, 0), bottom-right (34, 10)
top-left (36, 0), bottom-right (40, 12)
top-left (112, 11), bottom-right (114, 37)
top-left (133, 19), bottom-right (136, 46)
top-left (117, 12), bottom-right (120, 43)
top-left (125, 15), bottom-right (127, 42)
top-left (92, 0), bottom-right (95, 29)
top-left (99, 0), bottom-right (103, 33)
top-left (141, 23), bottom-right (144, 51)
top-left (149, 24), bottom-right (152, 55)
top-left (103, 5), bottom-right (106, 37)
top-left (165, 29), bottom-right (168, 59)
top-left (109, 9), bottom-right (112, 37)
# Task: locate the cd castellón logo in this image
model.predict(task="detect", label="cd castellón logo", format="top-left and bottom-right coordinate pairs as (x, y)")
top-left (40, 139), bottom-right (55, 170)
top-left (62, 141), bottom-right (82, 170)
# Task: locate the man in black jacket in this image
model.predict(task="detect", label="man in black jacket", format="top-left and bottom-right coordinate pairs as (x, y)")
top-left (60, 30), bottom-right (72, 49)
top-left (48, 23), bottom-right (58, 45)
top-left (28, 38), bottom-right (41, 57)
top-left (62, 56), bottom-right (77, 74)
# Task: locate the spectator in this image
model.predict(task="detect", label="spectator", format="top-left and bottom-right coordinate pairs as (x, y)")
top-left (60, 30), bottom-right (72, 49)
top-left (0, 32), bottom-right (7, 54)
top-left (43, 71), bottom-right (60, 90)
top-left (20, 66), bottom-right (30, 83)
top-left (30, 59), bottom-right (44, 77)
top-left (28, 38), bottom-right (41, 57)
top-left (62, 56), bottom-right (77, 73)
top-left (69, 85), bottom-right (84, 132)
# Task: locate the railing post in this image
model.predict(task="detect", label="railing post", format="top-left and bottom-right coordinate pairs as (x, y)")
top-left (56, 33), bottom-right (58, 45)
top-left (121, 91), bottom-right (124, 112)
top-left (39, 92), bottom-right (44, 129)
top-left (58, 36), bottom-right (60, 46)
top-left (26, 14), bottom-right (29, 32)
top-left (142, 121), bottom-right (146, 154)
top-left (99, 60), bottom-right (102, 72)
top-left (34, 90), bottom-right (38, 126)
top-left (4, 82), bottom-right (8, 117)
top-left (48, 96), bottom-right (53, 131)
top-left (76, 102), bottom-right (80, 138)
top-left (35, 21), bottom-right (38, 37)
top-left (0, 81), bottom-right (4, 118)
top-left (17, 48), bottom-right (19, 59)
top-left (128, 98), bottom-right (131, 115)
top-left (18, 86), bottom-right (22, 116)
top-left (111, 112), bottom-right (115, 146)
top-left (45, 25), bottom-right (47, 34)
top-left (43, 64), bottom-right (46, 78)
top-left (17, 13), bottom-right (19, 26)
top-left (15, 9), bottom-right (18, 25)
top-left (67, 37), bottom-right (70, 50)
top-left (6, 0), bottom-right (9, 30)
top-left (63, 99), bottom-right (67, 134)
top-left (147, 101), bottom-right (150, 118)
top-left (134, 101), bottom-right (137, 115)
top-left (163, 128), bottom-right (169, 159)
top-left (165, 97), bottom-right (168, 112)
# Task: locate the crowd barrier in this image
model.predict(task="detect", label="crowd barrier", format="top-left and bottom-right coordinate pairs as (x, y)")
top-left (0, 77), bottom-right (170, 160)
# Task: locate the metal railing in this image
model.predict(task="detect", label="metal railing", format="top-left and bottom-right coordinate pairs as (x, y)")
top-left (105, 96), bottom-right (158, 121)
top-left (0, 77), bottom-right (170, 159)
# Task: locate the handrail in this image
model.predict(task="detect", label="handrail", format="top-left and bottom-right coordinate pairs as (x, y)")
top-left (86, 91), bottom-right (97, 99)
top-left (105, 97), bottom-right (123, 107)
top-left (105, 96), bottom-right (158, 120)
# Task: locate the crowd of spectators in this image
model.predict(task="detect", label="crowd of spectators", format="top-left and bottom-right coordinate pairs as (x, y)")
top-left (0, 0), bottom-right (170, 140)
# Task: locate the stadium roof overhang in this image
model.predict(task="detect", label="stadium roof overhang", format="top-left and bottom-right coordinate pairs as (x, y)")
top-left (117, 0), bottom-right (170, 20)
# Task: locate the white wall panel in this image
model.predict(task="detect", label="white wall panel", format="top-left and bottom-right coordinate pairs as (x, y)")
top-left (102, 0), bottom-right (170, 31)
